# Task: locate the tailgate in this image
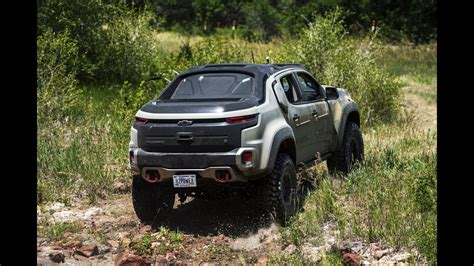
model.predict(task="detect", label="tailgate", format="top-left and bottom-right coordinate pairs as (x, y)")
top-left (135, 117), bottom-right (257, 153)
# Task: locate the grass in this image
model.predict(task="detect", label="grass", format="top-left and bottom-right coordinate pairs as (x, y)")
top-left (150, 226), bottom-right (184, 253)
top-left (38, 221), bottom-right (82, 242)
top-left (37, 86), bottom-right (136, 205)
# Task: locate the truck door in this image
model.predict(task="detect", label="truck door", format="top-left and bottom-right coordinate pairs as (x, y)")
top-left (277, 74), bottom-right (315, 163)
top-left (294, 72), bottom-right (331, 155)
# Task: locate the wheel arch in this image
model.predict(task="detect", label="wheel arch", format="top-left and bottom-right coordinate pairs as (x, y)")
top-left (267, 127), bottom-right (296, 172)
top-left (336, 103), bottom-right (361, 150)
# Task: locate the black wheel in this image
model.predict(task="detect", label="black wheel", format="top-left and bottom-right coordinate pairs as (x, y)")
top-left (264, 153), bottom-right (298, 226)
top-left (327, 122), bottom-right (364, 175)
top-left (132, 175), bottom-right (175, 225)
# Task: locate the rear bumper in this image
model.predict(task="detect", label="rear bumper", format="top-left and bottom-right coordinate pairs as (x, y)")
top-left (129, 147), bottom-right (261, 183)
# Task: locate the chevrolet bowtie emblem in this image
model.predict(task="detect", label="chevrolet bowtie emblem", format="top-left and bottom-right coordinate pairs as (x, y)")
top-left (177, 120), bottom-right (193, 126)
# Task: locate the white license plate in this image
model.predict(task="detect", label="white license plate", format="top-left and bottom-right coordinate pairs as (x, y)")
top-left (173, 174), bottom-right (197, 188)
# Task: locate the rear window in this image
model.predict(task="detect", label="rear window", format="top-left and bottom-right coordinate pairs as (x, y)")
top-left (167, 73), bottom-right (255, 99)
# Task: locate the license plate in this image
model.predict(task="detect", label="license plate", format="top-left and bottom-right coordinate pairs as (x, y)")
top-left (173, 174), bottom-right (197, 188)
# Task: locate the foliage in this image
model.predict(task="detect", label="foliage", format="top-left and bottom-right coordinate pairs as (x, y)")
top-left (38, 0), bottom-right (162, 84)
top-left (37, 29), bottom-right (81, 125)
top-left (147, 0), bottom-right (436, 43)
top-left (38, 221), bottom-right (82, 242)
top-left (278, 9), bottom-right (400, 125)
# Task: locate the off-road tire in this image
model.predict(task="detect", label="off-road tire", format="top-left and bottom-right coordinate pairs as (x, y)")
top-left (132, 175), bottom-right (175, 226)
top-left (327, 122), bottom-right (364, 175)
top-left (264, 153), bottom-right (298, 226)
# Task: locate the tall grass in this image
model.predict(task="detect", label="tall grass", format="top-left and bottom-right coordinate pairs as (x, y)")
top-left (37, 87), bottom-right (132, 204)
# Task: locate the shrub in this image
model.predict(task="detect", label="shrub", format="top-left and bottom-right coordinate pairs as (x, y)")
top-left (278, 9), bottom-right (401, 125)
top-left (38, 0), bottom-right (162, 84)
top-left (37, 29), bottom-right (80, 124)
top-left (188, 36), bottom-right (250, 66)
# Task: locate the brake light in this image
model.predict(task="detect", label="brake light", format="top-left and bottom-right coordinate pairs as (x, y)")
top-left (226, 114), bottom-right (256, 124)
top-left (135, 117), bottom-right (148, 124)
top-left (242, 151), bottom-right (253, 165)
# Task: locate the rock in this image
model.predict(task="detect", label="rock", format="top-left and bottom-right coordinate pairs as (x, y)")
top-left (37, 257), bottom-right (49, 265)
top-left (391, 252), bottom-right (412, 262)
top-left (151, 242), bottom-right (160, 250)
top-left (113, 181), bottom-right (130, 193)
top-left (361, 260), bottom-right (372, 265)
top-left (121, 238), bottom-right (131, 248)
top-left (257, 256), bottom-right (268, 266)
top-left (132, 234), bottom-right (144, 244)
top-left (48, 202), bottom-right (66, 212)
top-left (114, 251), bottom-right (150, 266)
top-left (98, 244), bottom-right (111, 254)
top-left (52, 210), bottom-right (76, 223)
top-left (76, 244), bottom-right (99, 257)
top-left (166, 252), bottom-right (177, 261)
top-left (374, 248), bottom-right (391, 259)
top-left (49, 251), bottom-right (65, 263)
top-left (63, 240), bottom-right (82, 249)
top-left (283, 244), bottom-right (297, 255)
top-left (81, 207), bottom-right (103, 220)
top-left (63, 249), bottom-right (73, 258)
top-left (117, 231), bottom-right (130, 239)
top-left (108, 240), bottom-right (119, 248)
top-left (63, 231), bottom-right (74, 238)
top-left (50, 244), bottom-right (63, 250)
top-left (349, 241), bottom-right (364, 254)
top-left (369, 242), bottom-right (380, 250)
top-left (155, 255), bottom-right (168, 265)
top-left (74, 254), bottom-right (89, 261)
top-left (139, 225), bottom-right (152, 233)
top-left (342, 252), bottom-right (361, 265)
top-left (301, 244), bottom-right (324, 262)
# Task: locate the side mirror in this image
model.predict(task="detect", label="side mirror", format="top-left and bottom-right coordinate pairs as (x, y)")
top-left (325, 86), bottom-right (339, 100)
top-left (272, 82), bottom-right (288, 113)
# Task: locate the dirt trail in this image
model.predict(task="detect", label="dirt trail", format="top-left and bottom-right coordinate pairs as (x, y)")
top-left (38, 194), bottom-right (284, 265)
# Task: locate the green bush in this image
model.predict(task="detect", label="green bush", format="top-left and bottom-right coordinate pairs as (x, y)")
top-left (37, 29), bottom-right (81, 125)
top-left (38, 0), bottom-right (162, 84)
top-left (278, 9), bottom-right (401, 125)
top-left (187, 36), bottom-right (250, 66)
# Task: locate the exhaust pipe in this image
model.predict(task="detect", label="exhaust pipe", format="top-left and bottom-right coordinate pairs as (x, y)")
top-left (215, 170), bottom-right (232, 183)
top-left (145, 170), bottom-right (160, 183)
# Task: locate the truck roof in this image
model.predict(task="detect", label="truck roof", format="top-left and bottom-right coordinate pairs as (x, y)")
top-left (180, 63), bottom-right (306, 77)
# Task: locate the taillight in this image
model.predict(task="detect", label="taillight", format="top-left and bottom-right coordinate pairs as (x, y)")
top-left (135, 116), bottom-right (148, 124)
top-left (242, 151), bottom-right (253, 165)
top-left (226, 114), bottom-right (257, 124)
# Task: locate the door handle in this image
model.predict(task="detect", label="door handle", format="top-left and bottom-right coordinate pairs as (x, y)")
top-left (311, 110), bottom-right (318, 117)
top-left (293, 114), bottom-right (300, 122)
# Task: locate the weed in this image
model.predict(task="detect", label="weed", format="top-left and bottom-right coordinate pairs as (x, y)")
top-left (38, 221), bottom-right (82, 242)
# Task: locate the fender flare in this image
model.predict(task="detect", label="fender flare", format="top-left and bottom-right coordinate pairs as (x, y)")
top-left (267, 127), bottom-right (296, 172)
top-left (336, 102), bottom-right (360, 150)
